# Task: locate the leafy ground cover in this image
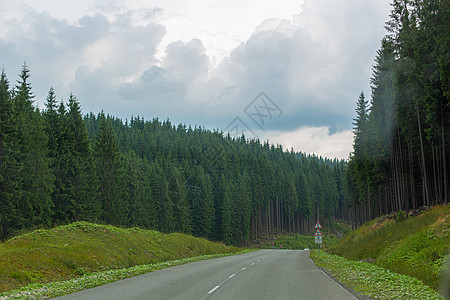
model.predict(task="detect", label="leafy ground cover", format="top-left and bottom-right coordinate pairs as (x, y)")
top-left (310, 250), bottom-right (445, 299)
top-left (331, 205), bottom-right (449, 289)
top-left (0, 222), bottom-right (243, 294)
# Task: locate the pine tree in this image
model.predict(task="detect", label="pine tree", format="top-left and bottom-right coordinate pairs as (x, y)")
top-left (148, 160), bottom-right (173, 232)
top-left (0, 70), bottom-right (22, 239)
top-left (352, 91), bottom-right (369, 158)
top-left (13, 64), bottom-right (54, 228)
top-left (190, 166), bottom-right (215, 239)
top-left (124, 150), bottom-right (153, 228)
top-left (168, 166), bottom-right (191, 233)
top-left (93, 112), bottom-right (128, 225)
top-left (44, 94), bottom-right (75, 223)
top-left (67, 94), bottom-right (99, 221)
top-left (221, 181), bottom-right (234, 245)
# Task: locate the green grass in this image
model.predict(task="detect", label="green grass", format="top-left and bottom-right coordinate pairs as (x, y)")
top-left (0, 222), bottom-right (243, 293)
top-left (331, 204), bottom-right (449, 290)
top-left (0, 250), bottom-right (253, 299)
top-left (310, 249), bottom-right (444, 299)
top-left (268, 233), bottom-right (339, 250)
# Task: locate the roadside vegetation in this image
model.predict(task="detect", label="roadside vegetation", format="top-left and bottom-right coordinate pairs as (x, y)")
top-left (310, 250), bottom-right (445, 299)
top-left (0, 251), bottom-right (252, 299)
top-left (0, 222), bottom-right (243, 295)
top-left (331, 205), bottom-right (449, 290)
top-left (266, 234), bottom-right (339, 251)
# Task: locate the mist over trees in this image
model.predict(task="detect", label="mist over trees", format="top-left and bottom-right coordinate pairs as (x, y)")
top-left (0, 64), bottom-right (347, 244)
top-left (347, 0), bottom-right (449, 226)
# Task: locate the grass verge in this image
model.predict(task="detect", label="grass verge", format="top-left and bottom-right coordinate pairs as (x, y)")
top-left (0, 222), bottom-right (243, 294)
top-left (310, 250), bottom-right (445, 299)
top-left (0, 249), bottom-right (253, 299)
top-left (331, 205), bottom-right (449, 289)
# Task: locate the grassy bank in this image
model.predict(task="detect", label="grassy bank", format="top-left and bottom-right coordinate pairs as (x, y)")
top-left (0, 222), bottom-right (242, 293)
top-left (310, 250), bottom-right (444, 299)
top-left (331, 204), bottom-right (449, 290)
top-left (0, 250), bottom-right (252, 299)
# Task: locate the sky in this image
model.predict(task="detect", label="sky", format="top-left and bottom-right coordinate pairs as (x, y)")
top-left (0, 0), bottom-right (392, 160)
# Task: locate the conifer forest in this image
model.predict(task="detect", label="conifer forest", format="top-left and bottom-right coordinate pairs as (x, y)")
top-left (0, 0), bottom-right (448, 245)
top-left (347, 0), bottom-right (449, 225)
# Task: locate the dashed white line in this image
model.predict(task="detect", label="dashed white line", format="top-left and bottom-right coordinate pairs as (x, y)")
top-left (208, 285), bottom-right (220, 294)
top-left (258, 260), bottom-right (261, 263)
top-left (251, 262), bottom-right (255, 265)
top-left (229, 273), bottom-right (236, 279)
top-left (242, 267), bottom-right (247, 270)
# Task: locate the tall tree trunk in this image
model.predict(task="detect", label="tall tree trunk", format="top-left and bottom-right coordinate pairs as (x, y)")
top-left (432, 146), bottom-right (439, 205)
top-left (441, 105), bottom-right (448, 204)
top-left (408, 138), bottom-right (417, 209)
top-left (417, 105), bottom-right (430, 206)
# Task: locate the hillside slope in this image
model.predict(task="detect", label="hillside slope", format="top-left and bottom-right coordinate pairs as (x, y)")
top-left (331, 205), bottom-right (449, 289)
top-left (0, 222), bottom-right (241, 293)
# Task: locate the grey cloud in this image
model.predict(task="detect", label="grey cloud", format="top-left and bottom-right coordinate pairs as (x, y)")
top-left (25, 11), bottom-right (110, 54)
top-left (0, 10), bottom-right (112, 108)
top-left (70, 20), bottom-right (167, 116)
top-left (59, 14), bottom-right (110, 49)
top-left (0, 0), bottom-right (390, 134)
top-left (207, 0), bottom-right (390, 132)
top-left (91, 0), bottom-right (388, 131)
top-left (115, 39), bottom-right (210, 122)
top-left (118, 66), bottom-right (181, 100)
top-left (117, 39), bottom-right (210, 100)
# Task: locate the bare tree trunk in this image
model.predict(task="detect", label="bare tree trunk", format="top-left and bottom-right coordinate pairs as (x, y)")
top-left (417, 106), bottom-right (430, 206)
top-left (408, 139), bottom-right (417, 209)
top-left (441, 106), bottom-right (448, 204)
top-left (432, 146), bottom-right (439, 205)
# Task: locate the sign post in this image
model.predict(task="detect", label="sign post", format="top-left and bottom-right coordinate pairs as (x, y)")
top-left (314, 222), bottom-right (322, 254)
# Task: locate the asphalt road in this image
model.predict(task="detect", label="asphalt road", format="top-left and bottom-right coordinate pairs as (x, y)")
top-left (57, 249), bottom-right (357, 300)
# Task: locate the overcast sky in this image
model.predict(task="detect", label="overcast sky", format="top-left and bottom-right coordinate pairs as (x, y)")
top-left (1, 0), bottom-right (392, 160)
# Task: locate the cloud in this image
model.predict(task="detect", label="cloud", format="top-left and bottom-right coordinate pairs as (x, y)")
top-left (208, 0), bottom-right (391, 133)
top-left (70, 18), bottom-right (167, 115)
top-left (0, 0), bottom-right (391, 158)
top-left (264, 126), bottom-right (353, 160)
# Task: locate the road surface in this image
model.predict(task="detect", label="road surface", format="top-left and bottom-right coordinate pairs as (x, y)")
top-left (57, 249), bottom-right (356, 300)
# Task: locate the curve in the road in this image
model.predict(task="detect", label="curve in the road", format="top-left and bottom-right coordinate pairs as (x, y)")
top-left (57, 250), bottom-right (357, 300)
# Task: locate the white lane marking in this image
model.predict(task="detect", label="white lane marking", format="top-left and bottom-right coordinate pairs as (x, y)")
top-left (258, 260), bottom-right (261, 262)
top-left (251, 262), bottom-right (255, 265)
top-left (242, 267), bottom-right (247, 270)
top-left (229, 273), bottom-right (236, 279)
top-left (208, 286), bottom-right (220, 294)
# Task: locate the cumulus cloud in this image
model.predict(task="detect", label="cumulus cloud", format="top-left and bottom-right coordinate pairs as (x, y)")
top-left (0, 0), bottom-right (391, 158)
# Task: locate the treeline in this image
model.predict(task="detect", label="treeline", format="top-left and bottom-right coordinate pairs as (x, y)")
top-left (0, 65), bottom-right (347, 244)
top-left (347, 0), bottom-right (449, 226)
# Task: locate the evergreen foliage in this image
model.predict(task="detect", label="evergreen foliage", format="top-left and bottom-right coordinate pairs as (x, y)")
top-left (0, 66), bottom-right (347, 243)
top-left (346, 0), bottom-right (449, 226)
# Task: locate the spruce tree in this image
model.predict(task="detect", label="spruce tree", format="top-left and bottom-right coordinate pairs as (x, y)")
top-left (93, 113), bottom-right (128, 225)
top-left (67, 94), bottom-right (99, 221)
top-left (0, 70), bottom-right (22, 239)
top-left (168, 166), bottom-right (191, 233)
top-left (13, 64), bottom-right (54, 228)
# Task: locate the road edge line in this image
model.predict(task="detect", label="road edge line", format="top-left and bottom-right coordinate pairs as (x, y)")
top-left (308, 255), bottom-right (360, 300)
